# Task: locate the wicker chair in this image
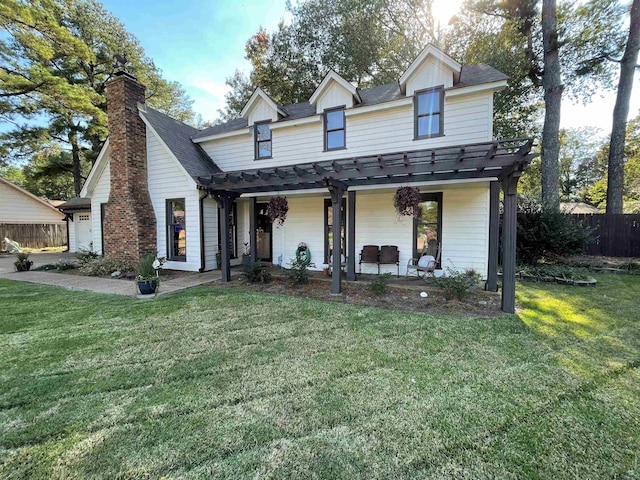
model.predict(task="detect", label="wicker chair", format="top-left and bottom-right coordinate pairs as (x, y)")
top-left (406, 241), bottom-right (441, 279)
top-left (379, 245), bottom-right (400, 277)
top-left (359, 245), bottom-right (380, 274)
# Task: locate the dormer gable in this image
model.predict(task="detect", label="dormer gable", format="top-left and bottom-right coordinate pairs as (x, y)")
top-left (399, 44), bottom-right (462, 96)
top-left (241, 88), bottom-right (288, 126)
top-left (309, 70), bottom-right (362, 114)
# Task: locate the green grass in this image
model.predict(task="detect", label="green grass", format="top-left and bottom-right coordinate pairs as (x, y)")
top-left (0, 275), bottom-right (638, 479)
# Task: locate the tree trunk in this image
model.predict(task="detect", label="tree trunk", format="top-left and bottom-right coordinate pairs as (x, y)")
top-left (540, 0), bottom-right (563, 210)
top-left (606, 0), bottom-right (640, 214)
top-left (68, 130), bottom-right (82, 196)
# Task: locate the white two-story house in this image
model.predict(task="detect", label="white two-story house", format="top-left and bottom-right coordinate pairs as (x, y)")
top-left (72, 44), bottom-right (535, 313)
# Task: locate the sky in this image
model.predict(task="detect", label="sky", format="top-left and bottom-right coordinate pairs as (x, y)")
top-left (101, 0), bottom-right (640, 137)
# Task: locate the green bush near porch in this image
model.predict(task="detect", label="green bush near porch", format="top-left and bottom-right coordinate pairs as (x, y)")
top-left (0, 275), bottom-right (638, 478)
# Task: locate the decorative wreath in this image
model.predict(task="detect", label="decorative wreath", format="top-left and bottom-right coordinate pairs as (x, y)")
top-left (267, 195), bottom-right (289, 226)
top-left (393, 186), bottom-right (422, 218)
top-left (296, 242), bottom-right (311, 265)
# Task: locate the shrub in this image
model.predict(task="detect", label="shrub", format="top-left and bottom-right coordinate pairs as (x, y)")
top-left (79, 256), bottom-right (133, 277)
top-left (242, 262), bottom-right (272, 283)
top-left (436, 267), bottom-right (481, 301)
top-left (516, 200), bottom-right (592, 264)
top-left (369, 272), bottom-right (392, 296)
top-left (33, 262), bottom-right (77, 271)
top-left (77, 248), bottom-right (100, 267)
top-left (286, 257), bottom-right (314, 286)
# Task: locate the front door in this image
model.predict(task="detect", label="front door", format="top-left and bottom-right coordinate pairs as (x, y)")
top-left (75, 212), bottom-right (92, 252)
top-left (256, 203), bottom-right (272, 261)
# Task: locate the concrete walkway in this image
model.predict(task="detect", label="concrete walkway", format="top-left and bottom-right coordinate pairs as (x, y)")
top-left (0, 252), bottom-right (221, 297)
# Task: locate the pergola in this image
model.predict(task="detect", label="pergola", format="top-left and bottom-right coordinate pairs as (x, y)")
top-left (198, 138), bottom-right (537, 313)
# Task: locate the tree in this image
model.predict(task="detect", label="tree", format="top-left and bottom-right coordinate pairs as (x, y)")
top-left (588, 115), bottom-right (640, 212)
top-left (459, 0), bottom-right (626, 208)
top-left (606, 0), bottom-right (640, 213)
top-left (219, 0), bottom-right (441, 120)
top-left (0, 0), bottom-right (194, 197)
top-left (540, 0), bottom-right (562, 209)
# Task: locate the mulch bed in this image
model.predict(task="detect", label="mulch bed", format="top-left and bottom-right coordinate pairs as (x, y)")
top-left (219, 274), bottom-right (503, 318)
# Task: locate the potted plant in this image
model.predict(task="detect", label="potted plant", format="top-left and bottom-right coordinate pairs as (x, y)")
top-left (242, 242), bottom-right (251, 267)
top-left (14, 252), bottom-right (33, 272)
top-left (266, 196), bottom-right (288, 226)
top-left (393, 186), bottom-right (422, 218)
top-left (136, 254), bottom-right (165, 294)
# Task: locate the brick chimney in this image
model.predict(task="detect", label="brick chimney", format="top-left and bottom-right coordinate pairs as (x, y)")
top-left (103, 71), bottom-right (156, 263)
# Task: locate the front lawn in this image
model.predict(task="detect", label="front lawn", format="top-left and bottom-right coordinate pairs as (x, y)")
top-left (0, 275), bottom-right (638, 479)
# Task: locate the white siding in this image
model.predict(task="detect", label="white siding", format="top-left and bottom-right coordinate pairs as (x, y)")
top-left (259, 183), bottom-right (490, 277)
top-left (90, 161), bottom-right (110, 254)
top-left (316, 81), bottom-right (354, 112)
top-left (68, 216), bottom-right (77, 252)
top-left (202, 196), bottom-right (219, 270)
top-left (355, 190), bottom-right (414, 275)
top-left (146, 130), bottom-right (201, 271)
top-left (201, 92), bottom-right (493, 172)
top-left (440, 185), bottom-right (490, 277)
top-left (0, 181), bottom-right (64, 224)
top-left (406, 58), bottom-right (454, 95)
top-left (270, 195), bottom-right (326, 269)
top-left (248, 98), bottom-right (278, 126)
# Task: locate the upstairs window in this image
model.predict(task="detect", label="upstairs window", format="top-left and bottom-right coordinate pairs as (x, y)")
top-left (414, 86), bottom-right (444, 139)
top-left (324, 107), bottom-right (345, 150)
top-left (254, 122), bottom-right (272, 159)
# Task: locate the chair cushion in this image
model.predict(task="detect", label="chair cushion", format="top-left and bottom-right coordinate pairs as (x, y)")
top-left (418, 255), bottom-right (435, 268)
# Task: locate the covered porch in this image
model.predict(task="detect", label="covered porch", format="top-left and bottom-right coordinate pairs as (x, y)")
top-left (198, 138), bottom-right (536, 313)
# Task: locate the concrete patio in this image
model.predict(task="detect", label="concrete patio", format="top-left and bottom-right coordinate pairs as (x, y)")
top-left (0, 252), bottom-right (221, 297)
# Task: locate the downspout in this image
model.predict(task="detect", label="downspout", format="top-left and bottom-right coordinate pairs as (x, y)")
top-left (199, 191), bottom-right (209, 272)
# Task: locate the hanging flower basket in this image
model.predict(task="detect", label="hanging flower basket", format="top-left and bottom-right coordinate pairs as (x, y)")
top-left (394, 186), bottom-right (422, 218)
top-left (267, 196), bottom-right (289, 226)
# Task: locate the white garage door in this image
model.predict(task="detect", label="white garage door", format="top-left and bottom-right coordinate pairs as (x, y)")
top-left (76, 213), bottom-right (92, 252)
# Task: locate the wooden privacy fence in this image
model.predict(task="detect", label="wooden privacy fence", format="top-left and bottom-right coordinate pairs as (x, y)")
top-left (572, 214), bottom-right (640, 258)
top-left (0, 223), bottom-right (67, 249)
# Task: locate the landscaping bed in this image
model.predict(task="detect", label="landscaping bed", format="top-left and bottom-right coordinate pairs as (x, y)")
top-left (220, 273), bottom-right (502, 318)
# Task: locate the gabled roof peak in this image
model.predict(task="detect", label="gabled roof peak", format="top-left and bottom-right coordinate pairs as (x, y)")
top-left (399, 44), bottom-right (461, 90)
top-left (309, 69), bottom-right (362, 106)
top-left (240, 87), bottom-right (289, 119)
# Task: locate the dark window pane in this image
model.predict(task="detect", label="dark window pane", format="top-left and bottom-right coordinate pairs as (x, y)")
top-left (256, 124), bottom-right (271, 141)
top-left (168, 199), bottom-right (186, 260)
top-left (418, 114), bottom-right (440, 137)
top-left (416, 200), bottom-right (439, 254)
top-left (258, 141), bottom-right (272, 158)
top-left (417, 91), bottom-right (441, 115)
top-left (327, 130), bottom-right (345, 149)
top-left (326, 109), bottom-right (344, 130)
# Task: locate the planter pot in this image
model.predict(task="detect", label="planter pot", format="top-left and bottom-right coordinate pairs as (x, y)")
top-left (15, 261), bottom-right (32, 272)
top-left (242, 255), bottom-right (251, 267)
top-left (137, 279), bottom-right (158, 295)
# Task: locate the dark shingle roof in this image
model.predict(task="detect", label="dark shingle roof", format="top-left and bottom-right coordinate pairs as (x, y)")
top-left (58, 197), bottom-right (91, 211)
top-left (192, 63), bottom-right (507, 140)
top-left (453, 64), bottom-right (508, 89)
top-left (141, 107), bottom-right (221, 177)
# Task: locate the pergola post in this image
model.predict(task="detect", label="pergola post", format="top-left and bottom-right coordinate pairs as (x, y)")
top-left (500, 174), bottom-right (520, 313)
top-left (325, 179), bottom-right (347, 294)
top-left (347, 191), bottom-right (356, 281)
top-left (213, 191), bottom-right (239, 283)
top-left (249, 197), bottom-right (257, 263)
top-left (486, 181), bottom-right (500, 292)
